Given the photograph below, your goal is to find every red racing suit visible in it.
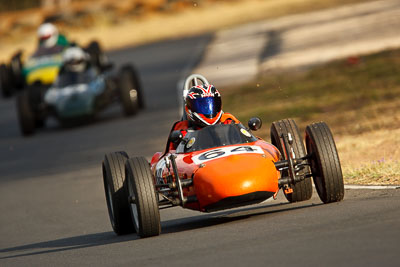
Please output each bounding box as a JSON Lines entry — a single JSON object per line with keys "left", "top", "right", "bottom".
{"left": 166, "top": 112, "right": 240, "bottom": 152}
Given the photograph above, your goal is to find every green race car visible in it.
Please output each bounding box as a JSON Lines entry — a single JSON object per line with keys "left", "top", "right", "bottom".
{"left": 0, "top": 36, "right": 102, "bottom": 98}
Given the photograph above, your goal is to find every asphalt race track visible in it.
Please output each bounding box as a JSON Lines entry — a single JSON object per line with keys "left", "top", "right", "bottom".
{"left": 1, "top": 35, "right": 399, "bottom": 267}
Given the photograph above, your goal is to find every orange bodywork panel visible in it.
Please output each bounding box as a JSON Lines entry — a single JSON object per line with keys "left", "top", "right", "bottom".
{"left": 151, "top": 137, "right": 281, "bottom": 212}
{"left": 193, "top": 153, "right": 279, "bottom": 209}
{"left": 174, "top": 141, "right": 280, "bottom": 211}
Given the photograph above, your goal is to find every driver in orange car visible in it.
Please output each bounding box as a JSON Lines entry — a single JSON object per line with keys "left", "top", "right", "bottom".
{"left": 168, "top": 84, "right": 240, "bottom": 151}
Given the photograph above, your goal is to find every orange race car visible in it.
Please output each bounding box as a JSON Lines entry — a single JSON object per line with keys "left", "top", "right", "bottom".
{"left": 102, "top": 74, "right": 344, "bottom": 238}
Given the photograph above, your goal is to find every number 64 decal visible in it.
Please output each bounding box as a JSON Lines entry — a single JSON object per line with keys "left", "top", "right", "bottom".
{"left": 192, "top": 145, "right": 264, "bottom": 165}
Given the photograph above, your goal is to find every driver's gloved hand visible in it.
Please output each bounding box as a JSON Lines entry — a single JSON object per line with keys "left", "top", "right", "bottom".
{"left": 180, "top": 129, "right": 187, "bottom": 138}
{"left": 222, "top": 119, "right": 235, "bottom": 125}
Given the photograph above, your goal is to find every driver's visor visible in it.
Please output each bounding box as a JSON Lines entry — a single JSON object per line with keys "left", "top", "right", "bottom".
{"left": 39, "top": 34, "right": 52, "bottom": 41}
{"left": 187, "top": 96, "right": 221, "bottom": 118}
{"left": 68, "top": 59, "right": 85, "bottom": 65}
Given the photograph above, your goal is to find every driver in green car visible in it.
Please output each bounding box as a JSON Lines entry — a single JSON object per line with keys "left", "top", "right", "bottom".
{"left": 37, "top": 22, "right": 70, "bottom": 49}
{"left": 22, "top": 23, "right": 71, "bottom": 86}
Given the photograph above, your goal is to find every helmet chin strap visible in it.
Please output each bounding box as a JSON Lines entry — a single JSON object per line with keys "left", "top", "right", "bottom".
{"left": 193, "top": 111, "right": 223, "bottom": 126}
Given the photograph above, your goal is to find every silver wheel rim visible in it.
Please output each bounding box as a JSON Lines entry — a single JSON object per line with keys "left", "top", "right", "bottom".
{"left": 106, "top": 182, "right": 115, "bottom": 228}
{"left": 129, "top": 89, "right": 138, "bottom": 102}
{"left": 128, "top": 173, "right": 139, "bottom": 230}
{"left": 130, "top": 201, "right": 139, "bottom": 230}
{"left": 308, "top": 142, "right": 324, "bottom": 195}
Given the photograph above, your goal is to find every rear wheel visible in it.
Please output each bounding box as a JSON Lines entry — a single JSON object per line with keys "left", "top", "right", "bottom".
{"left": 305, "top": 122, "right": 344, "bottom": 203}
{"left": 119, "top": 65, "right": 143, "bottom": 116}
{"left": 126, "top": 157, "right": 161, "bottom": 238}
{"left": 271, "top": 119, "right": 312, "bottom": 202}
{"left": 102, "top": 152, "right": 135, "bottom": 235}
{"left": 35, "top": 118, "right": 46, "bottom": 128}
{"left": 10, "top": 52, "right": 24, "bottom": 90}
{"left": 16, "top": 90, "right": 35, "bottom": 136}
{"left": 1, "top": 64, "right": 12, "bottom": 98}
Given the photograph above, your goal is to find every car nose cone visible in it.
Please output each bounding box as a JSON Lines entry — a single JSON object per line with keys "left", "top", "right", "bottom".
{"left": 193, "top": 154, "right": 279, "bottom": 210}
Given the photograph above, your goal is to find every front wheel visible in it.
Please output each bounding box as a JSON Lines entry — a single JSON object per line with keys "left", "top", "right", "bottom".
{"left": 16, "top": 90, "right": 35, "bottom": 136}
{"left": 102, "top": 152, "right": 135, "bottom": 235}
{"left": 119, "top": 65, "right": 143, "bottom": 116}
{"left": 270, "top": 118, "right": 312, "bottom": 202}
{"left": 0, "top": 64, "right": 12, "bottom": 98}
{"left": 10, "top": 52, "right": 24, "bottom": 90}
{"left": 305, "top": 122, "right": 344, "bottom": 203}
{"left": 126, "top": 157, "right": 161, "bottom": 238}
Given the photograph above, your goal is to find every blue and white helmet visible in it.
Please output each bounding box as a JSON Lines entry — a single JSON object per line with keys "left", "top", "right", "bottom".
{"left": 185, "top": 84, "right": 222, "bottom": 127}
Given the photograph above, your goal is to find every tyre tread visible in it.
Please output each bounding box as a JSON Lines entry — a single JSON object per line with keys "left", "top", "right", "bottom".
{"left": 103, "top": 151, "right": 134, "bottom": 235}
{"left": 306, "top": 122, "right": 344, "bottom": 203}
{"left": 17, "top": 91, "right": 35, "bottom": 136}
{"left": 126, "top": 157, "right": 160, "bottom": 238}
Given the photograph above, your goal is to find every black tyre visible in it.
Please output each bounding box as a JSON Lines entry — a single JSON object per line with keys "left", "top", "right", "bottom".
{"left": 16, "top": 90, "right": 36, "bottom": 136}
{"left": 125, "top": 157, "right": 161, "bottom": 238}
{"left": 305, "top": 122, "right": 344, "bottom": 203}
{"left": 102, "top": 152, "right": 135, "bottom": 235}
{"left": 119, "top": 65, "right": 143, "bottom": 116}
{"left": 1, "top": 64, "right": 12, "bottom": 98}
{"left": 271, "top": 119, "right": 312, "bottom": 202}
{"left": 132, "top": 66, "right": 144, "bottom": 109}
{"left": 35, "top": 118, "right": 46, "bottom": 128}
{"left": 29, "top": 83, "right": 47, "bottom": 129}
{"left": 10, "top": 52, "right": 24, "bottom": 90}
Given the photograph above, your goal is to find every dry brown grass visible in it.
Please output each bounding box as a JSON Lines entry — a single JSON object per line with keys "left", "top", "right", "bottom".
{"left": 0, "top": 0, "right": 374, "bottom": 61}
{"left": 338, "top": 129, "right": 400, "bottom": 185}
{"left": 222, "top": 49, "right": 400, "bottom": 185}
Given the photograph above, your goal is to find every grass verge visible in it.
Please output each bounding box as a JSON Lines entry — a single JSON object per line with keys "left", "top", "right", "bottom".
{"left": 0, "top": 0, "right": 375, "bottom": 61}
{"left": 222, "top": 49, "right": 400, "bottom": 185}
{"left": 344, "top": 160, "right": 400, "bottom": 185}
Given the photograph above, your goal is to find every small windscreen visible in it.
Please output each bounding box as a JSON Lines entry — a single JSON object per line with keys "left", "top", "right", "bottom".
{"left": 55, "top": 69, "right": 94, "bottom": 88}
{"left": 176, "top": 123, "right": 257, "bottom": 153}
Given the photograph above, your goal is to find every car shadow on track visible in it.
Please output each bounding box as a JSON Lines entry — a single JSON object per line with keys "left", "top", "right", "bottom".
{"left": 161, "top": 201, "right": 323, "bottom": 235}
{"left": 0, "top": 202, "right": 324, "bottom": 259}
{"left": 0, "top": 231, "right": 137, "bottom": 260}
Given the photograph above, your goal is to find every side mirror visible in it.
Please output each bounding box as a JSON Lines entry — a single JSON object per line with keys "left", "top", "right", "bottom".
{"left": 169, "top": 130, "right": 183, "bottom": 143}
{"left": 248, "top": 117, "right": 262, "bottom": 131}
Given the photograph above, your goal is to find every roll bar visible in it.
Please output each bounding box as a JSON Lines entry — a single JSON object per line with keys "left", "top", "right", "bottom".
{"left": 182, "top": 74, "right": 210, "bottom": 101}
{"left": 181, "top": 74, "right": 210, "bottom": 120}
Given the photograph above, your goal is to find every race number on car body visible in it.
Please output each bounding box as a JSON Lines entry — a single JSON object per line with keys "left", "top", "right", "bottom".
{"left": 192, "top": 145, "right": 264, "bottom": 165}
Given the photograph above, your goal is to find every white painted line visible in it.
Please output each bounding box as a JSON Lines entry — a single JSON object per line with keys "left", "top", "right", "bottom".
{"left": 344, "top": 185, "right": 400, "bottom": 190}
{"left": 193, "top": 0, "right": 400, "bottom": 86}
{"left": 258, "top": 184, "right": 399, "bottom": 204}
{"left": 312, "top": 184, "right": 399, "bottom": 190}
